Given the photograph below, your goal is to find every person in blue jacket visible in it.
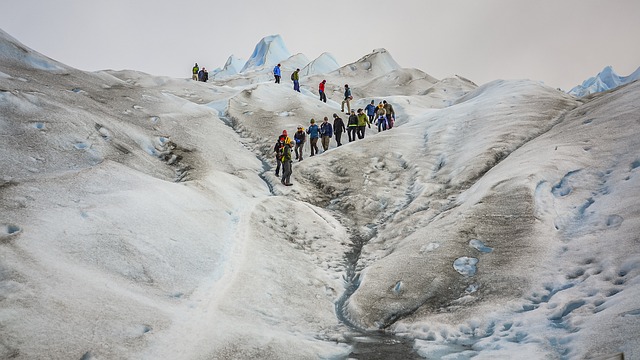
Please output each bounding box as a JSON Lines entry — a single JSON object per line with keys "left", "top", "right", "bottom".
{"left": 365, "top": 100, "right": 376, "bottom": 124}
{"left": 341, "top": 84, "right": 352, "bottom": 113}
{"left": 320, "top": 116, "right": 333, "bottom": 152}
{"left": 306, "top": 118, "right": 320, "bottom": 156}
{"left": 273, "top": 64, "right": 281, "bottom": 83}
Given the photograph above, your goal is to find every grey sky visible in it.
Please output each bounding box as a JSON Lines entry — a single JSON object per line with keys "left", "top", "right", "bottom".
{"left": 1, "top": 0, "right": 639, "bottom": 90}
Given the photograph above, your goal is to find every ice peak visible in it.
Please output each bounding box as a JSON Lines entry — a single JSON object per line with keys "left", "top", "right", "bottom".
{"left": 301, "top": 52, "right": 340, "bottom": 76}
{"left": 240, "top": 34, "right": 292, "bottom": 73}
{"left": 569, "top": 65, "right": 640, "bottom": 97}
{"left": 335, "top": 48, "right": 401, "bottom": 79}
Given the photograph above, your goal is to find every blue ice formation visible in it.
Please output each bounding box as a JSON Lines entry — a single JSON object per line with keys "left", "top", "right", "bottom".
{"left": 569, "top": 65, "right": 640, "bottom": 97}
{"left": 240, "top": 35, "right": 291, "bottom": 73}
{"left": 453, "top": 257, "right": 479, "bottom": 276}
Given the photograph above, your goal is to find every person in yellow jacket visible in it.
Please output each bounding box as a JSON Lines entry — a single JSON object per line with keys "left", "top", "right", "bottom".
{"left": 356, "top": 108, "right": 370, "bottom": 139}
{"left": 281, "top": 137, "right": 293, "bottom": 186}
{"left": 375, "top": 103, "right": 387, "bottom": 132}
{"left": 192, "top": 63, "right": 199, "bottom": 80}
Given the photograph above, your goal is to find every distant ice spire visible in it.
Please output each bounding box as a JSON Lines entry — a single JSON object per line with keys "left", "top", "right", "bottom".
{"left": 240, "top": 35, "right": 292, "bottom": 73}
{"left": 569, "top": 65, "right": 640, "bottom": 96}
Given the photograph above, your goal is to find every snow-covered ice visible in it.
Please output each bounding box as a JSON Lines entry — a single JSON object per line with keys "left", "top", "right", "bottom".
{"left": 1, "top": 29, "right": 639, "bottom": 360}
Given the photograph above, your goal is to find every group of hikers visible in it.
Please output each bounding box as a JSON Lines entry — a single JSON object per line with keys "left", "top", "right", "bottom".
{"left": 273, "top": 99, "right": 396, "bottom": 186}
{"left": 192, "top": 63, "right": 209, "bottom": 82}
{"left": 271, "top": 64, "right": 397, "bottom": 131}
{"left": 189, "top": 61, "right": 397, "bottom": 187}
{"left": 273, "top": 64, "right": 301, "bottom": 92}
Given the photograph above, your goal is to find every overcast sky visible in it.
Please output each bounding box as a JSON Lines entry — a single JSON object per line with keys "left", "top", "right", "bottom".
{"left": 1, "top": 0, "right": 639, "bottom": 90}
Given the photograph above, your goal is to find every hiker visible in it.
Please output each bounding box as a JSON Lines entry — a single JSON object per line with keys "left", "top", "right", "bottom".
{"left": 319, "top": 80, "right": 327, "bottom": 102}
{"left": 293, "top": 125, "right": 306, "bottom": 161}
{"left": 306, "top": 118, "right": 320, "bottom": 156}
{"left": 356, "top": 108, "right": 370, "bottom": 139}
{"left": 375, "top": 103, "right": 387, "bottom": 132}
{"left": 274, "top": 130, "right": 287, "bottom": 176}
{"left": 281, "top": 137, "right": 293, "bottom": 186}
{"left": 291, "top": 68, "right": 300, "bottom": 92}
{"left": 333, "top": 113, "right": 346, "bottom": 147}
{"left": 320, "top": 116, "right": 333, "bottom": 152}
{"left": 341, "top": 84, "right": 352, "bottom": 114}
{"left": 383, "top": 100, "right": 395, "bottom": 129}
{"left": 365, "top": 100, "right": 376, "bottom": 124}
{"left": 197, "top": 67, "right": 208, "bottom": 82}
{"left": 192, "top": 63, "right": 199, "bottom": 80}
{"left": 273, "top": 64, "right": 281, "bottom": 83}
{"left": 347, "top": 110, "right": 358, "bottom": 142}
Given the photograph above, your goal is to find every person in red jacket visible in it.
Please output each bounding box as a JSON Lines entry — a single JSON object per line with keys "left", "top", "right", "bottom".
{"left": 318, "top": 80, "right": 327, "bottom": 102}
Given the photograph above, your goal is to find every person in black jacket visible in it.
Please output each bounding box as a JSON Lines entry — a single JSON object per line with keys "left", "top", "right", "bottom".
{"left": 347, "top": 110, "right": 358, "bottom": 142}
{"left": 293, "top": 125, "right": 306, "bottom": 161}
{"left": 274, "top": 130, "right": 287, "bottom": 176}
{"left": 332, "top": 113, "right": 346, "bottom": 146}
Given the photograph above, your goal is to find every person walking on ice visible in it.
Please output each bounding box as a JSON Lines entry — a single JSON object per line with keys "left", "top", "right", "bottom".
{"left": 198, "top": 67, "right": 205, "bottom": 82}
{"left": 341, "top": 84, "right": 352, "bottom": 114}
{"left": 376, "top": 102, "right": 387, "bottom": 132}
{"left": 192, "top": 63, "right": 199, "bottom": 80}
{"left": 318, "top": 80, "right": 327, "bottom": 102}
{"left": 356, "top": 108, "right": 370, "bottom": 139}
{"left": 281, "top": 137, "right": 294, "bottom": 186}
{"left": 273, "top": 130, "right": 287, "bottom": 176}
{"left": 273, "top": 63, "right": 282, "bottom": 83}
{"left": 291, "top": 68, "right": 301, "bottom": 92}
{"left": 320, "top": 116, "right": 333, "bottom": 152}
{"left": 332, "top": 113, "right": 346, "bottom": 147}
{"left": 306, "top": 118, "right": 320, "bottom": 156}
{"left": 347, "top": 110, "right": 358, "bottom": 142}
{"left": 293, "top": 125, "right": 306, "bottom": 161}
{"left": 383, "top": 100, "right": 396, "bottom": 129}
{"left": 365, "top": 100, "right": 376, "bottom": 124}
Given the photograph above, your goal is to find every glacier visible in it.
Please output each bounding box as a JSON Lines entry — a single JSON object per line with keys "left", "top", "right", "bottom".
{"left": 1, "top": 29, "right": 639, "bottom": 360}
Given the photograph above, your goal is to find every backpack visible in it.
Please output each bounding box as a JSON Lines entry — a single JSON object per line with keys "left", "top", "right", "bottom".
{"left": 290, "top": 72, "right": 295, "bottom": 81}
